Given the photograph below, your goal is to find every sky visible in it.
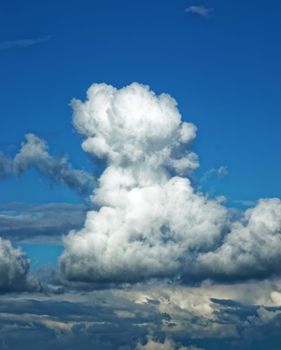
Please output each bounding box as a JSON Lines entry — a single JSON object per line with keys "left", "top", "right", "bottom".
{"left": 0, "top": 1, "right": 281, "bottom": 349}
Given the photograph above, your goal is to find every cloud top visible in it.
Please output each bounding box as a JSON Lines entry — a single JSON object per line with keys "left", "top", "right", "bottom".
{"left": 72, "top": 83, "right": 198, "bottom": 174}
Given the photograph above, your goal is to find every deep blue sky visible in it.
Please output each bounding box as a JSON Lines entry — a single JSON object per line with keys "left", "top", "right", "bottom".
{"left": 1, "top": 0, "right": 281, "bottom": 206}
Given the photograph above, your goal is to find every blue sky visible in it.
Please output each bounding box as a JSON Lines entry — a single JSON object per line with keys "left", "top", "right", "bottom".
{"left": 1, "top": 0, "right": 280, "bottom": 207}
{"left": 1, "top": 2, "right": 281, "bottom": 349}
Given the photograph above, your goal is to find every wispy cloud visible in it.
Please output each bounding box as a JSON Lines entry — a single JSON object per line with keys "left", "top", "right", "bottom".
{"left": 0, "top": 133, "right": 94, "bottom": 194}
{"left": 200, "top": 165, "right": 228, "bottom": 185}
{"left": 0, "top": 35, "right": 51, "bottom": 50}
{"left": 185, "top": 5, "right": 213, "bottom": 18}
{"left": 234, "top": 199, "right": 257, "bottom": 207}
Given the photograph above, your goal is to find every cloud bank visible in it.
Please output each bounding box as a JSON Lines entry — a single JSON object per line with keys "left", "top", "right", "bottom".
{"left": 59, "top": 82, "right": 281, "bottom": 284}
{"left": 0, "top": 133, "right": 93, "bottom": 194}
{"left": 2, "top": 279, "right": 281, "bottom": 349}
{"left": 0, "top": 202, "right": 87, "bottom": 242}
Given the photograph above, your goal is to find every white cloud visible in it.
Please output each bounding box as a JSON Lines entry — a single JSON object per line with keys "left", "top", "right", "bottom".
{"left": 60, "top": 83, "right": 228, "bottom": 282}
{"left": 185, "top": 5, "right": 212, "bottom": 18}
{"left": 196, "top": 198, "right": 281, "bottom": 279}
{"left": 59, "top": 82, "right": 281, "bottom": 284}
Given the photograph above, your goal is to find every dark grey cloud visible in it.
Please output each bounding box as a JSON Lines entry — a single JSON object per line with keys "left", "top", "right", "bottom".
{"left": 0, "top": 133, "right": 94, "bottom": 194}
{"left": 0, "top": 36, "right": 51, "bottom": 50}
{"left": 0, "top": 202, "right": 88, "bottom": 242}
{"left": 1, "top": 281, "right": 281, "bottom": 349}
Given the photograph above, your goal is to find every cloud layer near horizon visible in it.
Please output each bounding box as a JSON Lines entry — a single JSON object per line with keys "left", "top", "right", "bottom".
{"left": 2, "top": 279, "right": 281, "bottom": 349}
{"left": 0, "top": 202, "right": 87, "bottom": 243}
{"left": 60, "top": 83, "right": 281, "bottom": 284}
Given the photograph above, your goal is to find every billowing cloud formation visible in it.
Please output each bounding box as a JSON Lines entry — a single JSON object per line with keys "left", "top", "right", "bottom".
{"left": 0, "top": 133, "right": 93, "bottom": 194}
{"left": 196, "top": 198, "right": 281, "bottom": 279}
{"left": 0, "top": 238, "right": 35, "bottom": 292}
{"left": 72, "top": 83, "right": 198, "bottom": 173}
{"left": 60, "top": 83, "right": 281, "bottom": 283}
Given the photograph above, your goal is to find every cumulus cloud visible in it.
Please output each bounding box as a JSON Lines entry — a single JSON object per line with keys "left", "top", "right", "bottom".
{"left": 60, "top": 82, "right": 281, "bottom": 284}
{"left": 0, "top": 133, "right": 93, "bottom": 194}
{"left": 0, "top": 238, "right": 38, "bottom": 292}
{"left": 60, "top": 83, "right": 229, "bottom": 282}
{"left": 195, "top": 198, "right": 281, "bottom": 279}
{"left": 185, "top": 5, "right": 212, "bottom": 18}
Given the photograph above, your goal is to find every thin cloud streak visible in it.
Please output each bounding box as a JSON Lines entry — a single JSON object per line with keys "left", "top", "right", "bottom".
{"left": 0, "top": 35, "right": 51, "bottom": 50}
{"left": 185, "top": 5, "right": 212, "bottom": 18}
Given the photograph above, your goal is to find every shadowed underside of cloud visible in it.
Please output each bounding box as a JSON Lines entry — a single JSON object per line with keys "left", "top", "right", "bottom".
{"left": 0, "top": 133, "right": 93, "bottom": 194}
{"left": 59, "top": 82, "right": 281, "bottom": 284}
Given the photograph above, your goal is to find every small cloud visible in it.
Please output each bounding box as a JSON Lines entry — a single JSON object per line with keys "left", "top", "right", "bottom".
{"left": 216, "top": 165, "right": 228, "bottom": 177}
{"left": 0, "top": 35, "right": 51, "bottom": 51}
{"left": 185, "top": 5, "right": 212, "bottom": 18}
{"left": 234, "top": 199, "right": 257, "bottom": 207}
{"left": 201, "top": 165, "right": 228, "bottom": 183}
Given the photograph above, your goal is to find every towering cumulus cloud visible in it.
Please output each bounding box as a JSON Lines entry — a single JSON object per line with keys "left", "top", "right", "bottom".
{"left": 60, "top": 83, "right": 281, "bottom": 283}
{"left": 0, "top": 133, "right": 93, "bottom": 194}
